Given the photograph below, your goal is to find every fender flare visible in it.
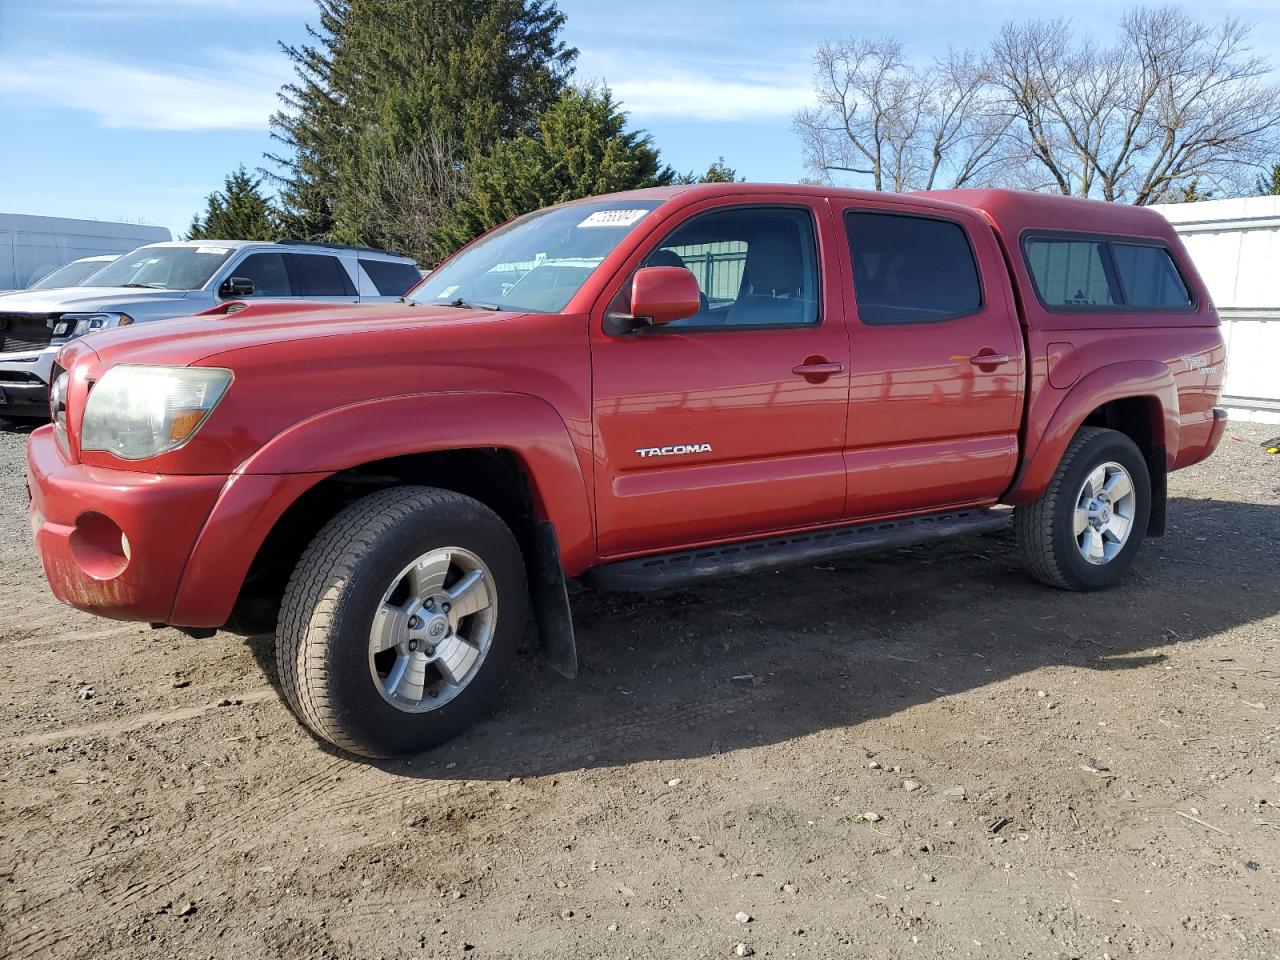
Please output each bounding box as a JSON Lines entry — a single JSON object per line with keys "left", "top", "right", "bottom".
{"left": 170, "top": 391, "right": 594, "bottom": 629}
{"left": 1006, "top": 360, "right": 1179, "bottom": 504}
{"left": 237, "top": 391, "right": 595, "bottom": 570}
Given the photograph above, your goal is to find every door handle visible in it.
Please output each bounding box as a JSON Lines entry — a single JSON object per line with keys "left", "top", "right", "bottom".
{"left": 792, "top": 359, "right": 844, "bottom": 377}
{"left": 969, "top": 352, "right": 1012, "bottom": 367}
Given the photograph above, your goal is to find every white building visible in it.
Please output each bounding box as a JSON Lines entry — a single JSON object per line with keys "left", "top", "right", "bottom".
{"left": 1151, "top": 196, "right": 1280, "bottom": 424}
{"left": 0, "top": 214, "right": 171, "bottom": 291}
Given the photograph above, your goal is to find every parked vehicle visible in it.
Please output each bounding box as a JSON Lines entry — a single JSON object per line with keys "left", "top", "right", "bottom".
{"left": 23, "top": 255, "right": 120, "bottom": 291}
{"left": 26, "top": 185, "right": 1227, "bottom": 757}
{"left": 0, "top": 239, "right": 420, "bottom": 420}
{"left": 0, "top": 213, "right": 170, "bottom": 292}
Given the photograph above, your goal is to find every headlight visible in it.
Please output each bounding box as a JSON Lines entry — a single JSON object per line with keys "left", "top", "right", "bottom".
{"left": 54, "top": 312, "right": 133, "bottom": 340}
{"left": 49, "top": 370, "right": 70, "bottom": 453}
{"left": 81, "top": 365, "right": 232, "bottom": 460}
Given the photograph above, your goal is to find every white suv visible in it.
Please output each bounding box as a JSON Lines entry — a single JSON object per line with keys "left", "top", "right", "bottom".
{"left": 0, "top": 240, "right": 421, "bottom": 420}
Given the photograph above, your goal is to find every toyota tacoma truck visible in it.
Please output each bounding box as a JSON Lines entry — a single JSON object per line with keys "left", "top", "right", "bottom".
{"left": 26, "top": 185, "right": 1227, "bottom": 757}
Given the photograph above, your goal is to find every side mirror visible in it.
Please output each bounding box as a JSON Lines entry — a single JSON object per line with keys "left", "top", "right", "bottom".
{"left": 219, "top": 276, "right": 255, "bottom": 298}
{"left": 604, "top": 266, "right": 700, "bottom": 335}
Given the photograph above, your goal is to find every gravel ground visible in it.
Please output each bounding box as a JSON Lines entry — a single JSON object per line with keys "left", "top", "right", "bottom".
{"left": 0, "top": 420, "right": 1277, "bottom": 960}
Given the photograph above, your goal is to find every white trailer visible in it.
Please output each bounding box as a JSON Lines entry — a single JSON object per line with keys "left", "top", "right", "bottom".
{"left": 1152, "top": 197, "right": 1280, "bottom": 424}
{"left": 0, "top": 214, "right": 172, "bottom": 291}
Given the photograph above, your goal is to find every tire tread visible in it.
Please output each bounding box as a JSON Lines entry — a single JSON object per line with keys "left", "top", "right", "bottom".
{"left": 276, "top": 486, "right": 489, "bottom": 756}
{"left": 1014, "top": 426, "right": 1117, "bottom": 590}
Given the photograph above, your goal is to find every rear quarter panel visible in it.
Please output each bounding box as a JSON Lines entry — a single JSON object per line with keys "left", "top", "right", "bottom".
{"left": 931, "top": 190, "right": 1225, "bottom": 501}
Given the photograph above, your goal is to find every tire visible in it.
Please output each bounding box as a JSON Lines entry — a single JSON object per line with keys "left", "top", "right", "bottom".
{"left": 1014, "top": 427, "right": 1151, "bottom": 591}
{"left": 276, "top": 486, "right": 528, "bottom": 758}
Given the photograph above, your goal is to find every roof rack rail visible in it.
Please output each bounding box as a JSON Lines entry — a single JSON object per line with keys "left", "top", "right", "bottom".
{"left": 276, "top": 238, "right": 411, "bottom": 259}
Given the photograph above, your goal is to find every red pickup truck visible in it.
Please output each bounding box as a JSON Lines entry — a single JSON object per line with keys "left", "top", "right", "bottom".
{"left": 26, "top": 184, "right": 1226, "bottom": 757}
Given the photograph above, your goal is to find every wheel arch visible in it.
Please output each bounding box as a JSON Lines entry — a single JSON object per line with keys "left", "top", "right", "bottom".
{"left": 1006, "top": 360, "right": 1178, "bottom": 530}
{"left": 170, "top": 392, "right": 593, "bottom": 634}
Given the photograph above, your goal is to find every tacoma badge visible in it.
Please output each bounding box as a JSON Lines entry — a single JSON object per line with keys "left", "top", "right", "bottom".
{"left": 635, "top": 443, "right": 713, "bottom": 459}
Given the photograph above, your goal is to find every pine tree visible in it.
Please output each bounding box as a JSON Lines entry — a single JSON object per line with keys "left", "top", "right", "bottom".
{"left": 1256, "top": 162, "right": 1280, "bottom": 196}
{"left": 698, "top": 157, "right": 741, "bottom": 183}
{"left": 269, "top": 0, "right": 576, "bottom": 242}
{"left": 437, "top": 85, "right": 678, "bottom": 252}
{"left": 187, "top": 167, "right": 282, "bottom": 240}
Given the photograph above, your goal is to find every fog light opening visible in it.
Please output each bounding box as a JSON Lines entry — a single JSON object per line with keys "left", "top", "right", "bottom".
{"left": 68, "top": 512, "right": 130, "bottom": 579}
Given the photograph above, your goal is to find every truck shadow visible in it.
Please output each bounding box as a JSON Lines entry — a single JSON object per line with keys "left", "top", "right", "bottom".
{"left": 246, "top": 496, "right": 1279, "bottom": 775}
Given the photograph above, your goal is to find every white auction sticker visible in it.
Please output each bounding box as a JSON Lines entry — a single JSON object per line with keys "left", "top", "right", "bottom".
{"left": 578, "top": 209, "right": 649, "bottom": 228}
{"left": 195, "top": 246, "right": 231, "bottom": 256}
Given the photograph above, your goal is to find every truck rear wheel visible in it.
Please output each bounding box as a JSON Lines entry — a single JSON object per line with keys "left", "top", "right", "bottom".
{"left": 1014, "top": 427, "right": 1151, "bottom": 591}
{"left": 276, "top": 486, "right": 527, "bottom": 758}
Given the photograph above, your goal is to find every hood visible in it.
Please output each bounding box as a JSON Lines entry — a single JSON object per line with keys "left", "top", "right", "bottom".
{"left": 0, "top": 286, "right": 192, "bottom": 313}
{"left": 79, "top": 299, "right": 521, "bottom": 368}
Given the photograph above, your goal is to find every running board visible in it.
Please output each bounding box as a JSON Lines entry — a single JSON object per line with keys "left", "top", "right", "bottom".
{"left": 581, "top": 508, "right": 1011, "bottom": 592}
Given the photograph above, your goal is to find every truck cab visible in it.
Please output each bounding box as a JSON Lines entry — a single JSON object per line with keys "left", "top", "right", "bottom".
{"left": 25, "top": 184, "right": 1227, "bottom": 757}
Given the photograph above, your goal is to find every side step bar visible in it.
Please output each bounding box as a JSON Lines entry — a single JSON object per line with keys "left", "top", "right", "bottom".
{"left": 581, "top": 508, "right": 1011, "bottom": 592}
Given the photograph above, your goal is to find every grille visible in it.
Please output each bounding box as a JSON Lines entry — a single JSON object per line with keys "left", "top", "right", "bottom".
{"left": 0, "top": 370, "right": 44, "bottom": 385}
{"left": 0, "top": 314, "right": 58, "bottom": 353}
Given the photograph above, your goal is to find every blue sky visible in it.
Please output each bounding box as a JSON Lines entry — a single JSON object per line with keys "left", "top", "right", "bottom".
{"left": 2, "top": 0, "right": 1278, "bottom": 236}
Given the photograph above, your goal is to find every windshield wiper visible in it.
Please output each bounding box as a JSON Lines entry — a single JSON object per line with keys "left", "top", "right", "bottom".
{"left": 119, "top": 282, "right": 169, "bottom": 289}
{"left": 443, "top": 297, "right": 500, "bottom": 311}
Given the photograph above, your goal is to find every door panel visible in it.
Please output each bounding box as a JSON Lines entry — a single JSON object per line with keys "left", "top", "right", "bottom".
{"left": 590, "top": 199, "right": 851, "bottom": 557}
{"left": 837, "top": 203, "right": 1024, "bottom": 518}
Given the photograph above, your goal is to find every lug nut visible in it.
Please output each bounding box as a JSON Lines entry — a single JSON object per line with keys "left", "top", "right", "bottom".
{"left": 408, "top": 616, "right": 422, "bottom": 630}
{"left": 424, "top": 599, "right": 435, "bottom": 610}
{"left": 441, "top": 602, "right": 451, "bottom": 613}
{"left": 408, "top": 639, "right": 418, "bottom": 651}
{"left": 426, "top": 646, "right": 436, "bottom": 656}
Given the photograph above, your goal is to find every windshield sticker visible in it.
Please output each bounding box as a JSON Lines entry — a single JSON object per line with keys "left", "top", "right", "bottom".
{"left": 578, "top": 209, "right": 650, "bottom": 228}
{"left": 195, "top": 246, "right": 231, "bottom": 256}
{"left": 436, "top": 284, "right": 460, "bottom": 298}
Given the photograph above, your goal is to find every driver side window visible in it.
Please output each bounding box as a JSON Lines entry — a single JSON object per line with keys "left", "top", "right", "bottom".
{"left": 642, "top": 206, "right": 819, "bottom": 328}
{"left": 233, "top": 253, "right": 293, "bottom": 297}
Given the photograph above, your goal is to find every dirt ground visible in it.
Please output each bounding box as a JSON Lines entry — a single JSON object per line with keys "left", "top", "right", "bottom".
{"left": 0, "top": 421, "right": 1277, "bottom": 960}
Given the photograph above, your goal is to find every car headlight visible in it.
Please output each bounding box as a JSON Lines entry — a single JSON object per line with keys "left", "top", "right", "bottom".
{"left": 49, "top": 370, "right": 70, "bottom": 453}
{"left": 54, "top": 312, "right": 133, "bottom": 341}
{"left": 81, "top": 365, "right": 232, "bottom": 460}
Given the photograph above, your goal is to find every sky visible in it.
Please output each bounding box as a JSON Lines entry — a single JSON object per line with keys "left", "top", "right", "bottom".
{"left": 1, "top": 0, "right": 1278, "bottom": 236}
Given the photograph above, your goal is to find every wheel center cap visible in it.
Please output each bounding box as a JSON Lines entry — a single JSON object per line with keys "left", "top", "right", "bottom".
{"left": 425, "top": 615, "right": 449, "bottom": 640}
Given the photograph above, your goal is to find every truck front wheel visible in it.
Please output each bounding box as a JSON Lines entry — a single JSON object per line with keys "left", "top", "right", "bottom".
{"left": 276, "top": 486, "right": 527, "bottom": 758}
{"left": 1014, "top": 427, "right": 1151, "bottom": 591}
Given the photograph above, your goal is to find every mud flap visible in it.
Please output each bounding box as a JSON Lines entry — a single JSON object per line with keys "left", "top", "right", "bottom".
{"left": 1146, "top": 443, "right": 1167, "bottom": 537}
{"left": 529, "top": 521, "right": 578, "bottom": 679}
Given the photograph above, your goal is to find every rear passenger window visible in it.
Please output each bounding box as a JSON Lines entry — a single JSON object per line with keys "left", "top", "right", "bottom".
{"left": 288, "top": 254, "right": 356, "bottom": 297}
{"left": 1024, "top": 239, "right": 1117, "bottom": 308}
{"left": 360, "top": 258, "right": 421, "bottom": 297}
{"left": 1110, "top": 243, "right": 1192, "bottom": 308}
{"left": 844, "top": 212, "right": 981, "bottom": 324}
{"left": 234, "top": 253, "right": 292, "bottom": 297}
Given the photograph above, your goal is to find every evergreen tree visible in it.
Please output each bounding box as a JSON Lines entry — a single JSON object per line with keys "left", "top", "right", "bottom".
{"left": 698, "top": 157, "right": 741, "bottom": 183}
{"left": 437, "top": 85, "right": 678, "bottom": 252}
{"left": 1166, "top": 178, "right": 1214, "bottom": 204}
{"left": 187, "top": 166, "right": 282, "bottom": 240}
{"left": 269, "top": 0, "right": 576, "bottom": 241}
{"left": 1256, "top": 162, "right": 1280, "bottom": 196}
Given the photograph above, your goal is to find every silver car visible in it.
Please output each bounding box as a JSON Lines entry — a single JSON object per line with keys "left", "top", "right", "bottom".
{"left": 0, "top": 240, "right": 421, "bottom": 420}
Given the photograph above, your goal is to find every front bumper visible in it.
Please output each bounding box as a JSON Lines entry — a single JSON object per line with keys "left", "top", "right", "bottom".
{"left": 27, "top": 427, "right": 326, "bottom": 628}
{"left": 0, "top": 347, "right": 56, "bottom": 418}
{"left": 26, "top": 426, "right": 227, "bottom": 622}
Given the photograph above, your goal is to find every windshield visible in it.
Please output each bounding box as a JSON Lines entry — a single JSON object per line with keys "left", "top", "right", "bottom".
{"left": 409, "top": 199, "right": 664, "bottom": 312}
{"left": 28, "top": 258, "right": 117, "bottom": 290}
{"left": 87, "top": 245, "right": 236, "bottom": 291}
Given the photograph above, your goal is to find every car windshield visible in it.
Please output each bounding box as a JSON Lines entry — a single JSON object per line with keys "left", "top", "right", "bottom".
{"left": 28, "top": 258, "right": 117, "bottom": 290}
{"left": 87, "top": 245, "right": 236, "bottom": 291}
{"left": 409, "top": 199, "right": 665, "bottom": 313}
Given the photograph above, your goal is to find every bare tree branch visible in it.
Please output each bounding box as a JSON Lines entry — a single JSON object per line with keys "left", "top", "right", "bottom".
{"left": 797, "top": 8, "right": 1280, "bottom": 204}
